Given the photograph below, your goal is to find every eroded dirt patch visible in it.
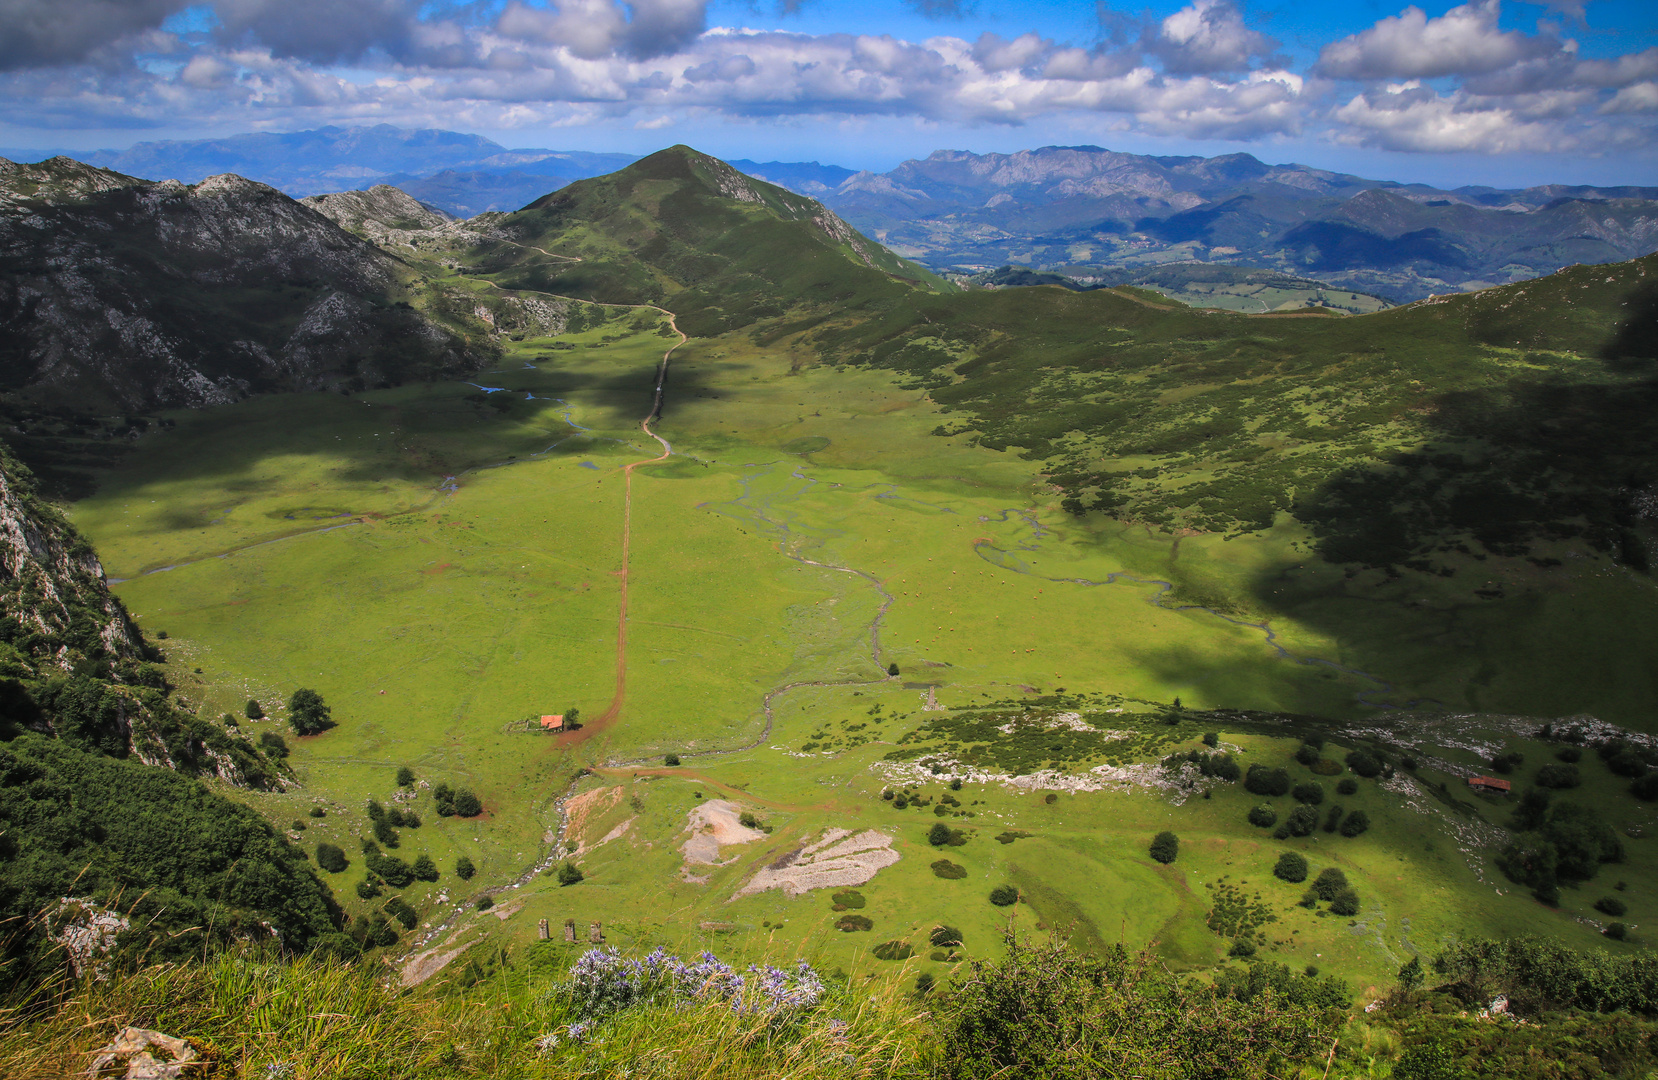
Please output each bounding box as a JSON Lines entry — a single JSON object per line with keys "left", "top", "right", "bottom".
{"left": 733, "top": 827, "right": 898, "bottom": 899}
{"left": 679, "top": 799, "right": 766, "bottom": 880}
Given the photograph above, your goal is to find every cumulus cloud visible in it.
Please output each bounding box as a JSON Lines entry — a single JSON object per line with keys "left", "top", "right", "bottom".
{"left": 1317, "top": 0, "right": 1559, "bottom": 80}
{"left": 212, "top": 0, "right": 420, "bottom": 64}
{"left": 495, "top": 0, "right": 708, "bottom": 60}
{"left": 1146, "top": 0, "right": 1279, "bottom": 76}
{"left": 0, "top": 0, "right": 189, "bottom": 70}
{"left": 1333, "top": 81, "right": 1569, "bottom": 151}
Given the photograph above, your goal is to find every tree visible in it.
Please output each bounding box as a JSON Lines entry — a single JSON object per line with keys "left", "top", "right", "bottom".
{"left": 557, "top": 860, "right": 584, "bottom": 886}
{"left": 386, "top": 897, "right": 418, "bottom": 930}
{"left": 664, "top": 753, "right": 680, "bottom": 766}
{"left": 396, "top": 766, "right": 415, "bottom": 787}
{"left": 1244, "top": 765, "right": 1291, "bottom": 797}
{"left": 1273, "top": 852, "right": 1308, "bottom": 883}
{"left": 1335, "top": 777, "right": 1357, "bottom": 796}
{"left": 1291, "top": 782, "right": 1324, "bottom": 805}
{"left": 287, "top": 688, "right": 332, "bottom": 736}
{"left": 928, "top": 822, "right": 953, "bottom": 847}
{"left": 244, "top": 699, "right": 264, "bottom": 720}
{"left": 1311, "top": 867, "right": 1347, "bottom": 900}
{"left": 412, "top": 854, "right": 439, "bottom": 882}
{"left": 355, "top": 878, "right": 381, "bottom": 900}
{"left": 1339, "top": 810, "right": 1370, "bottom": 837}
{"left": 258, "top": 732, "right": 289, "bottom": 759}
{"left": 1329, "top": 888, "right": 1360, "bottom": 916}
{"left": 315, "top": 843, "right": 348, "bottom": 873}
{"left": 1286, "top": 805, "right": 1319, "bottom": 837}
{"left": 455, "top": 855, "right": 475, "bottom": 880}
{"left": 1595, "top": 896, "right": 1627, "bottom": 917}
{"left": 989, "top": 884, "right": 1019, "bottom": 907}
{"left": 433, "top": 783, "right": 455, "bottom": 816}
{"left": 452, "top": 789, "right": 482, "bottom": 817}
{"left": 1202, "top": 732, "right": 1219, "bottom": 748}
{"left": 888, "top": 662, "right": 900, "bottom": 676}
{"left": 1248, "top": 804, "right": 1277, "bottom": 828}
{"left": 1149, "top": 831, "right": 1179, "bottom": 864}
{"left": 1344, "top": 750, "right": 1383, "bottom": 778}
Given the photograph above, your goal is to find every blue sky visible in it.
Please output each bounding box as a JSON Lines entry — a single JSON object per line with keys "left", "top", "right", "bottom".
{"left": 2, "top": 0, "right": 1654, "bottom": 185}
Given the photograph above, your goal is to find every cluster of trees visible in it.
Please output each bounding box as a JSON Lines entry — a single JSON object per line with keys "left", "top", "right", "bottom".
{"left": 1162, "top": 750, "right": 1241, "bottom": 782}
{"left": 433, "top": 782, "right": 483, "bottom": 818}
{"left": 1498, "top": 788, "right": 1624, "bottom": 905}
{"left": 365, "top": 798, "right": 421, "bottom": 847}
{"left": 1297, "top": 867, "right": 1361, "bottom": 916}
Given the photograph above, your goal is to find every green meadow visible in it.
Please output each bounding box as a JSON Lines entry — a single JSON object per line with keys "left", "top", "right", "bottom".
{"left": 63, "top": 241, "right": 1658, "bottom": 1000}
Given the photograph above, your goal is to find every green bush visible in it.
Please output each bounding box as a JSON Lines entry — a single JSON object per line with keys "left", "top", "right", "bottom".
{"left": 355, "top": 878, "right": 381, "bottom": 900}
{"left": 1595, "top": 896, "right": 1628, "bottom": 917}
{"left": 1244, "top": 765, "right": 1291, "bottom": 797}
{"left": 664, "top": 753, "right": 680, "bottom": 766}
{"left": 1247, "top": 804, "right": 1277, "bottom": 828}
{"left": 1148, "top": 831, "right": 1179, "bottom": 864}
{"left": 316, "top": 843, "right": 348, "bottom": 873}
{"left": 932, "top": 859, "right": 968, "bottom": 879}
{"left": 929, "top": 822, "right": 953, "bottom": 846}
{"left": 1273, "top": 852, "right": 1309, "bottom": 883}
{"left": 366, "top": 852, "right": 414, "bottom": 888}
{"left": 1311, "top": 867, "right": 1347, "bottom": 900}
{"left": 1339, "top": 810, "right": 1371, "bottom": 837}
{"left": 1393, "top": 1041, "right": 1461, "bottom": 1080}
{"left": 989, "top": 884, "right": 1019, "bottom": 907}
{"left": 1294, "top": 744, "right": 1320, "bottom": 766}
{"left": 454, "top": 855, "right": 475, "bottom": 880}
{"left": 412, "top": 854, "right": 438, "bottom": 882}
{"left": 1286, "top": 805, "right": 1318, "bottom": 837}
{"left": 1606, "top": 922, "right": 1629, "bottom": 940}
{"left": 836, "top": 914, "right": 873, "bottom": 932}
{"left": 1535, "top": 763, "right": 1582, "bottom": 789}
{"left": 1344, "top": 751, "right": 1383, "bottom": 778}
{"left": 932, "top": 934, "right": 1338, "bottom": 1080}
{"left": 452, "top": 789, "right": 483, "bottom": 817}
{"left": 1322, "top": 804, "right": 1344, "bottom": 832}
{"left": 1291, "top": 782, "right": 1324, "bottom": 805}
{"left": 1202, "top": 732, "right": 1219, "bottom": 747}
{"left": 1492, "top": 751, "right": 1525, "bottom": 774}
{"left": 831, "top": 890, "right": 867, "bottom": 910}
{"left": 1335, "top": 777, "right": 1358, "bottom": 796}
{"left": 872, "top": 940, "right": 914, "bottom": 961}
{"left": 386, "top": 897, "right": 417, "bottom": 930}
{"left": 308, "top": 806, "right": 326, "bottom": 818}
{"left": 557, "top": 860, "right": 584, "bottom": 886}
{"left": 931, "top": 925, "right": 964, "bottom": 947}
{"left": 395, "top": 766, "right": 415, "bottom": 787}
{"left": 1329, "top": 888, "right": 1360, "bottom": 916}
{"left": 244, "top": 699, "right": 264, "bottom": 720}
{"left": 258, "top": 732, "right": 289, "bottom": 759}
{"left": 433, "top": 783, "right": 455, "bottom": 816}
{"left": 476, "top": 895, "right": 494, "bottom": 911}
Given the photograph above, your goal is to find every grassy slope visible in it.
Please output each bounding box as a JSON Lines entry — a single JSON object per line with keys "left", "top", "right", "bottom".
{"left": 56, "top": 161, "right": 1658, "bottom": 999}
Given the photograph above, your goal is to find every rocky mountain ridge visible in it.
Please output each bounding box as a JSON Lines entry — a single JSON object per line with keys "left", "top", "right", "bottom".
{"left": 0, "top": 156, "right": 493, "bottom": 412}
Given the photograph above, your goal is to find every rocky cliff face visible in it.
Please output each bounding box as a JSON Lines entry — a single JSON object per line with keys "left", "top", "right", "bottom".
{"left": 300, "top": 183, "right": 453, "bottom": 248}
{"left": 0, "top": 444, "right": 281, "bottom": 787}
{"left": 0, "top": 158, "right": 493, "bottom": 411}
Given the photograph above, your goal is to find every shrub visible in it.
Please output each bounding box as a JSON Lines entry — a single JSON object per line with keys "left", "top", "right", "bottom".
{"left": 1606, "top": 922, "right": 1629, "bottom": 940}
{"left": 412, "top": 854, "right": 438, "bottom": 882}
{"left": 1339, "top": 810, "right": 1371, "bottom": 837}
{"left": 1322, "top": 804, "right": 1344, "bottom": 832}
{"left": 1228, "top": 939, "right": 1257, "bottom": 958}
{"left": 1311, "top": 867, "right": 1348, "bottom": 901}
{"left": 872, "top": 940, "right": 914, "bottom": 960}
{"left": 1335, "top": 777, "right": 1358, "bottom": 796}
{"left": 1398, "top": 956, "right": 1424, "bottom": 989}
{"left": 916, "top": 972, "right": 935, "bottom": 996}
{"left": 1247, "top": 804, "right": 1277, "bottom": 828}
{"left": 244, "top": 698, "right": 264, "bottom": 720}
{"left": 739, "top": 811, "right": 764, "bottom": 830}
{"left": 396, "top": 766, "right": 415, "bottom": 787}
{"left": 291, "top": 820, "right": 306, "bottom": 832}
{"left": 386, "top": 808, "right": 407, "bottom": 828}
{"left": 1292, "top": 782, "right": 1324, "bottom": 805}
{"left": 1202, "top": 732, "right": 1219, "bottom": 747}
{"left": 1608, "top": 751, "right": 1650, "bottom": 778}
{"left": 1535, "top": 764, "right": 1582, "bottom": 789}
{"left": 1244, "top": 765, "right": 1291, "bottom": 797}
{"left": 433, "top": 783, "right": 455, "bottom": 816}
{"left": 1309, "top": 759, "right": 1343, "bottom": 776}
{"left": 1274, "top": 852, "right": 1309, "bottom": 883}
{"left": 1148, "top": 831, "right": 1179, "bottom": 864}
{"left": 557, "top": 860, "right": 584, "bottom": 886}
{"left": 1634, "top": 774, "right": 1658, "bottom": 800}
{"left": 989, "top": 884, "right": 1019, "bottom": 907}
{"left": 887, "top": 662, "right": 900, "bottom": 676}
{"left": 308, "top": 806, "right": 326, "bottom": 818}
{"left": 933, "top": 933, "right": 1339, "bottom": 1080}
{"left": 1491, "top": 751, "right": 1525, "bottom": 774}
{"left": 1286, "top": 805, "right": 1319, "bottom": 837}
{"left": 836, "top": 914, "right": 873, "bottom": 932}
{"left": 258, "top": 732, "right": 289, "bottom": 759}
{"left": 476, "top": 895, "right": 494, "bottom": 911}
{"left": 367, "top": 853, "right": 414, "bottom": 888}
{"left": 287, "top": 688, "right": 332, "bottom": 736}
{"left": 1596, "top": 896, "right": 1629, "bottom": 917}
{"left": 1344, "top": 751, "right": 1382, "bottom": 778}
{"left": 355, "top": 878, "right": 381, "bottom": 900}
{"left": 386, "top": 898, "right": 418, "bottom": 930}
{"left": 1329, "top": 888, "right": 1360, "bottom": 916}
{"left": 452, "top": 789, "right": 483, "bottom": 817}
{"left": 931, "top": 924, "right": 965, "bottom": 947}
{"left": 1556, "top": 747, "right": 1583, "bottom": 763}
{"left": 1393, "top": 1041, "right": 1461, "bottom": 1080}
{"left": 929, "top": 822, "right": 953, "bottom": 846}
{"left": 1401, "top": 757, "right": 1418, "bottom": 771}
{"left": 831, "top": 890, "right": 866, "bottom": 910}
{"left": 932, "top": 859, "right": 968, "bottom": 879}
{"left": 401, "top": 810, "right": 420, "bottom": 829}
{"left": 315, "top": 843, "right": 348, "bottom": 873}
{"left": 664, "top": 753, "right": 680, "bottom": 766}
{"left": 1294, "top": 744, "right": 1320, "bottom": 766}
{"left": 454, "top": 855, "right": 475, "bottom": 880}
{"left": 372, "top": 817, "right": 398, "bottom": 847}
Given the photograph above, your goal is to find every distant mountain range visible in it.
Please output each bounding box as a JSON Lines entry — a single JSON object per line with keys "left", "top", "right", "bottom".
{"left": 11, "top": 126, "right": 1658, "bottom": 302}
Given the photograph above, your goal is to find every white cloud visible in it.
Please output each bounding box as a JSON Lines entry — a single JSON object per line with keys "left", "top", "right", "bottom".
{"left": 1333, "top": 82, "right": 1570, "bottom": 151}
{"left": 1318, "top": 0, "right": 1559, "bottom": 80}
{"left": 1146, "top": 0, "right": 1279, "bottom": 76}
